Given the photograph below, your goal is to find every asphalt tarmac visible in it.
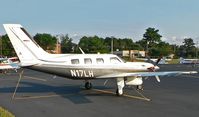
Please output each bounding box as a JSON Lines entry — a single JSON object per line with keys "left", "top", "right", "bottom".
{"left": 0, "top": 64, "right": 199, "bottom": 117}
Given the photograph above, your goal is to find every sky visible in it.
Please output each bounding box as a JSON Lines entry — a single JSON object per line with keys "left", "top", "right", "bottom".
{"left": 0, "top": 0, "right": 199, "bottom": 45}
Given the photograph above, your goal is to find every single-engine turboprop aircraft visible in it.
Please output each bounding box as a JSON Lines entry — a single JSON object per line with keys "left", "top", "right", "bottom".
{"left": 3, "top": 24, "right": 198, "bottom": 96}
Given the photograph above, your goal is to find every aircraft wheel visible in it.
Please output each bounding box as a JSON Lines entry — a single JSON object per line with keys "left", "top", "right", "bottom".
{"left": 85, "top": 82, "right": 92, "bottom": 90}
{"left": 136, "top": 85, "right": 144, "bottom": 90}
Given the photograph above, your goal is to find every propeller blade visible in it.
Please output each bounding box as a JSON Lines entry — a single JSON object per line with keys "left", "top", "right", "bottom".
{"left": 146, "top": 56, "right": 155, "bottom": 65}
{"left": 155, "top": 75, "right": 161, "bottom": 82}
{"left": 155, "top": 56, "right": 163, "bottom": 65}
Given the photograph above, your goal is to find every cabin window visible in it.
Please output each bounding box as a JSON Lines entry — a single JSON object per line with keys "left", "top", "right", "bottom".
{"left": 96, "top": 58, "right": 104, "bottom": 64}
{"left": 71, "top": 59, "right": 79, "bottom": 64}
{"left": 110, "top": 57, "right": 121, "bottom": 64}
{"left": 84, "top": 58, "right": 92, "bottom": 64}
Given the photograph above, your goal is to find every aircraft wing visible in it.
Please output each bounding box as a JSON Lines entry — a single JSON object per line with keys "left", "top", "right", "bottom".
{"left": 97, "top": 71, "right": 198, "bottom": 78}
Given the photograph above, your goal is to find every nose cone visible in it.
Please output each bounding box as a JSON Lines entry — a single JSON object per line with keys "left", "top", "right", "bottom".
{"left": 147, "top": 63, "right": 160, "bottom": 71}
{"left": 154, "top": 66, "right": 160, "bottom": 70}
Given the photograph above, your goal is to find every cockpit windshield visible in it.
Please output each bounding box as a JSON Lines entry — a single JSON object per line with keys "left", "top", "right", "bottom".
{"left": 110, "top": 57, "right": 122, "bottom": 64}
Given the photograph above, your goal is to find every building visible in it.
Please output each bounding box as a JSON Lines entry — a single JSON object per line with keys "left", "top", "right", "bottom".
{"left": 46, "top": 42, "right": 61, "bottom": 54}
{"left": 113, "top": 50, "right": 146, "bottom": 59}
{"left": 54, "top": 42, "right": 61, "bottom": 54}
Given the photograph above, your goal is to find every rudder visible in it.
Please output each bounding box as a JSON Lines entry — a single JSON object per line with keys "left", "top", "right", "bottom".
{"left": 3, "top": 24, "right": 49, "bottom": 66}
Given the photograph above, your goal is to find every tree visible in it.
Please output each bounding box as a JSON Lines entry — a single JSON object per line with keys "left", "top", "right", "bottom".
{"left": 183, "top": 38, "right": 195, "bottom": 48}
{"left": 0, "top": 34, "right": 16, "bottom": 57}
{"left": 138, "top": 27, "right": 163, "bottom": 56}
{"left": 104, "top": 37, "right": 141, "bottom": 52}
{"left": 60, "top": 34, "right": 75, "bottom": 53}
{"left": 182, "top": 38, "right": 195, "bottom": 58}
{"left": 136, "top": 40, "right": 146, "bottom": 50}
{"left": 119, "top": 38, "right": 134, "bottom": 50}
{"left": 143, "top": 27, "right": 162, "bottom": 48}
{"left": 79, "top": 36, "right": 108, "bottom": 53}
{"left": 33, "top": 33, "right": 57, "bottom": 50}
{"left": 156, "top": 41, "right": 173, "bottom": 56}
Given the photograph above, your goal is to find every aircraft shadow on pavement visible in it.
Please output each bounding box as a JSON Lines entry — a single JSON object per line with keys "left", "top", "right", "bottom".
{"left": 0, "top": 81, "right": 114, "bottom": 104}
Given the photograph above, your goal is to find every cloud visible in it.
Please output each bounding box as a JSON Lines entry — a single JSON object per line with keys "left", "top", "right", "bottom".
{"left": 162, "top": 36, "right": 185, "bottom": 45}
{"left": 171, "top": 36, "right": 177, "bottom": 41}
{"left": 70, "top": 34, "right": 83, "bottom": 44}
{"left": 161, "top": 37, "right": 167, "bottom": 41}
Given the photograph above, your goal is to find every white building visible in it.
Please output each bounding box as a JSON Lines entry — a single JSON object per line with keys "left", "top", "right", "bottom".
{"left": 113, "top": 50, "right": 146, "bottom": 59}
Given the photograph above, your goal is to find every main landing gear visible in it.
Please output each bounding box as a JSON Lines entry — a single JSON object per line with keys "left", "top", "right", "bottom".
{"left": 116, "top": 88, "right": 123, "bottom": 96}
{"left": 85, "top": 81, "right": 92, "bottom": 90}
{"left": 116, "top": 78, "right": 125, "bottom": 96}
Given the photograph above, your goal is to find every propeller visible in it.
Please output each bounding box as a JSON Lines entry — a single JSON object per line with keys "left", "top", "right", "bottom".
{"left": 155, "top": 56, "right": 163, "bottom": 66}
{"left": 147, "top": 56, "right": 163, "bottom": 82}
{"left": 155, "top": 75, "right": 161, "bottom": 82}
{"left": 146, "top": 55, "right": 163, "bottom": 66}
{"left": 146, "top": 56, "right": 155, "bottom": 65}
{"left": 147, "top": 66, "right": 160, "bottom": 82}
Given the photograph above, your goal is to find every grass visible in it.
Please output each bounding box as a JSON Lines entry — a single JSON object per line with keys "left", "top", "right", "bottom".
{"left": 168, "top": 59, "right": 179, "bottom": 64}
{"left": 0, "top": 107, "right": 15, "bottom": 117}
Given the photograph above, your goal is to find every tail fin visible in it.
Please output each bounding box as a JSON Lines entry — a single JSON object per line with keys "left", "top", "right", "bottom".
{"left": 3, "top": 24, "right": 49, "bottom": 66}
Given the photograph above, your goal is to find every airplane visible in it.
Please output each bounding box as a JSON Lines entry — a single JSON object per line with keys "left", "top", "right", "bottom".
{"left": 3, "top": 24, "right": 198, "bottom": 96}
{"left": 0, "top": 57, "right": 20, "bottom": 73}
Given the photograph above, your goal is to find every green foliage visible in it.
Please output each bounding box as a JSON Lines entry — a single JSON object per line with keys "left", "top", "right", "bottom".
{"left": 143, "top": 27, "right": 162, "bottom": 48}
{"left": 0, "top": 34, "right": 16, "bottom": 57}
{"left": 104, "top": 37, "right": 143, "bottom": 52}
{"left": 78, "top": 36, "right": 143, "bottom": 54}
{"left": 139, "top": 27, "right": 173, "bottom": 57}
{"left": 60, "top": 34, "right": 75, "bottom": 53}
{"left": 156, "top": 41, "right": 173, "bottom": 56}
{"left": 136, "top": 40, "right": 146, "bottom": 50}
{"left": 183, "top": 38, "right": 195, "bottom": 48}
{"left": 33, "top": 33, "right": 57, "bottom": 50}
{"left": 138, "top": 27, "right": 163, "bottom": 54}
{"left": 181, "top": 38, "right": 196, "bottom": 58}
{"left": 79, "top": 36, "right": 109, "bottom": 53}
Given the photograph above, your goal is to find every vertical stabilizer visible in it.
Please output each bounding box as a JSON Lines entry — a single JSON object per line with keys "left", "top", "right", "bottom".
{"left": 3, "top": 24, "right": 49, "bottom": 66}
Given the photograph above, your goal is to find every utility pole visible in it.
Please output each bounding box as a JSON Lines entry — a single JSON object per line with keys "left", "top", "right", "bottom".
{"left": 0, "top": 36, "right": 2, "bottom": 56}
{"left": 111, "top": 36, "right": 114, "bottom": 54}
{"left": 146, "top": 41, "right": 149, "bottom": 57}
{"left": 196, "top": 41, "right": 198, "bottom": 58}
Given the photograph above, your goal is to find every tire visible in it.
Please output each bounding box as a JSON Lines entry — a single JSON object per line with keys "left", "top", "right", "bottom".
{"left": 85, "top": 82, "right": 92, "bottom": 90}
{"left": 137, "top": 85, "right": 144, "bottom": 90}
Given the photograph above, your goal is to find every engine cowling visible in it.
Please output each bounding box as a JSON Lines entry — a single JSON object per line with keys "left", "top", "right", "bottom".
{"left": 125, "top": 77, "right": 143, "bottom": 86}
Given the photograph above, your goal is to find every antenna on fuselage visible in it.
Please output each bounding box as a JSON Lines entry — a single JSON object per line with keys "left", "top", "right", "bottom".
{"left": 79, "top": 47, "right": 85, "bottom": 54}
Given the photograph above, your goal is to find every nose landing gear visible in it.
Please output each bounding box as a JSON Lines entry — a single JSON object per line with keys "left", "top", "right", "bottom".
{"left": 136, "top": 85, "right": 144, "bottom": 90}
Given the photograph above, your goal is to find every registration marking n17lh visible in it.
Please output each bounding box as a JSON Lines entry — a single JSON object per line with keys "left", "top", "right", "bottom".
{"left": 70, "top": 70, "right": 94, "bottom": 78}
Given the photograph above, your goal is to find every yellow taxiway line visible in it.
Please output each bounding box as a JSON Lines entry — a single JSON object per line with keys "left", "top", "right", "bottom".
{"left": 14, "top": 94, "right": 62, "bottom": 100}
{"left": 92, "top": 89, "right": 151, "bottom": 101}
{"left": 12, "top": 88, "right": 150, "bottom": 101}
{"left": 24, "top": 76, "right": 47, "bottom": 82}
